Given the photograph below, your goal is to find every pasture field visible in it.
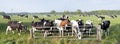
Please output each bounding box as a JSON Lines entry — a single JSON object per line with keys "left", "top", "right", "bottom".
{"left": 0, "top": 15, "right": 120, "bottom": 44}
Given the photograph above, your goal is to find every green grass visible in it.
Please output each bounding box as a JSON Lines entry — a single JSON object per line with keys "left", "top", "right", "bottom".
{"left": 0, "top": 15, "right": 120, "bottom": 44}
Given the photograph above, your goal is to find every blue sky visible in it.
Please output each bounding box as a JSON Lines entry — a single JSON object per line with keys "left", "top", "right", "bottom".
{"left": 0, "top": 0, "right": 120, "bottom": 13}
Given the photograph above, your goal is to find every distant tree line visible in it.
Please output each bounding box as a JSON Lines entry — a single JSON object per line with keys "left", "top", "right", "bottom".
{"left": 1, "top": 10, "right": 120, "bottom": 15}
{"left": 50, "top": 10, "right": 120, "bottom": 15}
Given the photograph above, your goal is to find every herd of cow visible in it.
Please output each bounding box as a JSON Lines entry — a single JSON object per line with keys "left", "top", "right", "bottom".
{"left": 2, "top": 15, "right": 39, "bottom": 20}
{"left": 2, "top": 14, "right": 117, "bottom": 20}
{"left": 2, "top": 14, "right": 111, "bottom": 39}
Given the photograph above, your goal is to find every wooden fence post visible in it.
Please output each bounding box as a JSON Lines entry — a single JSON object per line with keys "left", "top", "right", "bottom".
{"left": 30, "top": 28, "right": 33, "bottom": 38}
{"left": 96, "top": 25, "right": 102, "bottom": 41}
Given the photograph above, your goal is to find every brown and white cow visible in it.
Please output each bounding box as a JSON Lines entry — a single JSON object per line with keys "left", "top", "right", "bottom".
{"left": 54, "top": 19, "right": 70, "bottom": 37}
{"left": 6, "top": 21, "right": 27, "bottom": 35}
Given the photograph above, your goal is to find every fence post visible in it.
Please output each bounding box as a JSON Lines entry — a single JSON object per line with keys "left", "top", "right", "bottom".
{"left": 96, "top": 25, "right": 102, "bottom": 41}
{"left": 30, "top": 28, "right": 33, "bottom": 38}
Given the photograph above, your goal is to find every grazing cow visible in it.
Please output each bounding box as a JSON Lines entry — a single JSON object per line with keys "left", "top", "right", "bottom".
{"left": 57, "top": 15, "right": 69, "bottom": 20}
{"left": 54, "top": 19, "right": 70, "bottom": 37}
{"left": 97, "top": 16, "right": 105, "bottom": 21}
{"left": 31, "top": 19, "right": 54, "bottom": 37}
{"left": 47, "top": 15, "right": 51, "bottom": 17}
{"left": 114, "top": 15, "right": 117, "bottom": 18}
{"left": 84, "top": 20, "right": 93, "bottom": 36}
{"left": 61, "top": 15, "right": 69, "bottom": 19}
{"left": 101, "top": 20, "right": 110, "bottom": 36}
{"left": 109, "top": 15, "right": 117, "bottom": 19}
{"left": 6, "top": 21, "right": 27, "bottom": 35}
{"left": 70, "top": 20, "right": 82, "bottom": 39}
{"left": 110, "top": 15, "right": 114, "bottom": 18}
{"left": 33, "top": 16, "right": 39, "bottom": 19}
{"left": 25, "top": 15, "right": 28, "bottom": 18}
{"left": 2, "top": 15, "right": 11, "bottom": 20}
{"left": 18, "top": 14, "right": 25, "bottom": 17}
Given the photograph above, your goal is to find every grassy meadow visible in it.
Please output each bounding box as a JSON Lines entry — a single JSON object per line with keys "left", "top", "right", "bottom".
{"left": 0, "top": 15, "right": 120, "bottom": 44}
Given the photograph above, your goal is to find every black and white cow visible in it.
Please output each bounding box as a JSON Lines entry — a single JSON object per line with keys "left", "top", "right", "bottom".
{"left": 101, "top": 20, "right": 110, "bottom": 36}
{"left": 78, "top": 19, "right": 84, "bottom": 28}
{"left": 114, "top": 15, "right": 117, "bottom": 18}
{"left": 84, "top": 20, "right": 93, "bottom": 36}
{"left": 33, "top": 15, "right": 39, "bottom": 19}
{"left": 6, "top": 21, "right": 27, "bottom": 35}
{"left": 25, "top": 15, "right": 28, "bottom": 18}
{"left": 97, "top": 16, "right": 105, "bottom": 21}
{"left": 109, "top": 15, "right": 117, "bottom": 19}
{"left": 18, "top": 14, "right": 25, "bottom": 17}
{"left": 2, "top": 15, "right": 11, "bottom": 20}
{"left": 31, "top": 18, "right": 54, "bottom": 37}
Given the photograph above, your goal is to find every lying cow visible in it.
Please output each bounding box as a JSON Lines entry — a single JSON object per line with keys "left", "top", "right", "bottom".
{"left": 2, "top": 15, "right": 11, "bottom": 20}
{"left": 6, "top": 21, "right": 27, "bottom": 35}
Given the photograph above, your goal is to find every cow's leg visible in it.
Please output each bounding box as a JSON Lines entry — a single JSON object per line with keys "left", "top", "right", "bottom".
{"left": 57, "top": 27, "right": 61, "bottom": 37}
{"left": 6, "top": 26, "right": 9, "bottom": 35}
{"left": 76, "top": 27, "right": 80, "bottom": 36}
{"left": 107, "top": 28, "right": 110, "bottom": 36}
{"left": 44, "top": 30, "right": 48, "bottom": 38}
{"left": 58, "top": 27, "right": 61, "bottom": 37}
{"left": 72, "top": 26, "right": 77, "bottom": 36}
{"left": 62, "top": 29, "right": 64, "bottom": 37}
{"left": 62, "top": 27, "right": 64, "bottom": 37}
{"left": 32, "top": 27, "right": 37, "bottom": 37}
{"left": 32, "top": 27, "right": 37, "bottom": 33}
{"left": 74, "top": 29, "right": 77, "bottom": 37}
{"left": 72, "top": 27, "right": 74, "bottom": 36}
{"left": 105, "top": 29, "right": 109, "bottom": 37}
{"left": 104, "top": 30, "right": 107, "bottom": 37}
{"left": 72, "top": 30, "right": 74, "bottom": 36}
{"left": 24, "top": 26, "right": 27, "bottom": 32}
{"left": 12, "top": 30, "right": 15, "bottom": 34}
{"left": 59, "top": 27, "right": 63, "bottom": 37}
{"left": 77, "top": 27, "right": 82, "bottom": 39}
{"left": 6, "top": 26, "right": 12, "bottom": 35}
{"left": 18, "top": 29, "right": 21, "bottom": 35}
{"left": 50, "top": 27, "right": 52, "bottom": 30}
{"left": 89, "top": 28, "right": 91, "bottom": 36}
